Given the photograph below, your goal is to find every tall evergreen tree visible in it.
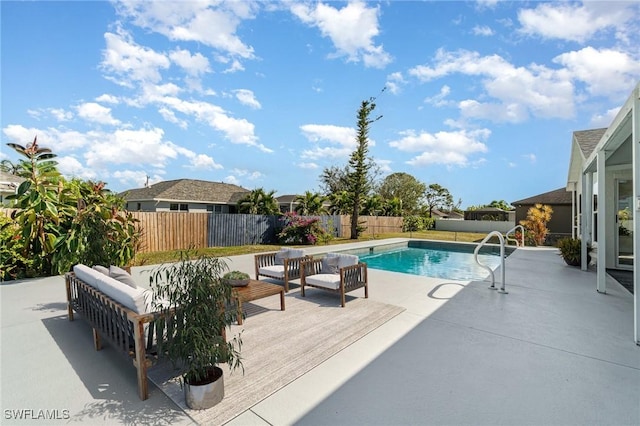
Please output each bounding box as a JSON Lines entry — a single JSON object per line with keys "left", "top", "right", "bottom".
{"left": 346, "top": 95, "right": 382, "bottom": 239}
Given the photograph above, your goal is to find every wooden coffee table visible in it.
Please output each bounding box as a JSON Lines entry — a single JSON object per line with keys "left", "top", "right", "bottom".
{"left": 232, "top": 279, "right": 285, "bottom": 325}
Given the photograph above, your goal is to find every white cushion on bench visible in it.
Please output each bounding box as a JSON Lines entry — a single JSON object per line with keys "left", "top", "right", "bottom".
{"left": 95, "top": 274, "right": 151, "bottom": 314}
{"left": 258, "top": 265, "right": 285, "bottom": 278}
{"left": 73, "top": 264, "right": 104, "bottom": 289}
{"left": 305, "top": 274, "right": 341, "bottom": 290}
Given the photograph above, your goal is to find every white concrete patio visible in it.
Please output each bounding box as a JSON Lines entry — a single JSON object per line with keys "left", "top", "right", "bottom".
{"left": 1, "top": 239, "right": 638, "bottom": 425}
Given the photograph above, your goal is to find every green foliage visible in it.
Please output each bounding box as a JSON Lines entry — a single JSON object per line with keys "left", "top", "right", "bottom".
{"left": 424, "top": 183, "right": 454, "bottom": 217}
{"left": 378, "top": 172, "right": 426, "bottom": 215}
{"left": 557, "top": 237, "right": 590, "bottom": 266}
{"left": 237, "top": 188, "right": 279, "bottom": 215}
{"left": 2, "top": 138, "right": 141, "bottom": 278}
{"left": 294, "top": 191, "right": 327, "bottom": 215}
{"left": 319, "top": 165, "right": 350, "bottom": 195}
{"left": 0, "top": 214, "right": 33, "bottom": 280}
{"left": 327, "top": 190, "right": 351, "bottom": 215}
{"left": 223, "top": 271, "right": 250, "bottom": 280}
{"left": 278, "top": 212, "right": 326, "bottom": 245}
{"left": 402, "top": 215, "right": 435, "bottom": 232}
{"left": 5, "top": 137, "right": 70, "bottom": 274}
{"left": 346, "top": 94, "right": 382, "bottom": 239}
{"left": 520, "top": 203, "right": 553, "bottom": 246}
{"left": 150, "top": 252, "right": 243, "bottom": 384}
{"left": 53, "top": 179, "right": 141, "bottom": 274}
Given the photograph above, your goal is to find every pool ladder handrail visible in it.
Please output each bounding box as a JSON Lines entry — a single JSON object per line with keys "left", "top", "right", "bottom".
{"left": 505, "top": 225, "right": 525, "bottom": 247}
{"left": 474, "top": 231, "right": 507, "bottom": 294}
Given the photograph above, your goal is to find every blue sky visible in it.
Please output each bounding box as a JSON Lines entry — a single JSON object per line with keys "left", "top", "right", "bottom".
{"left": 2, "top": 1, "right": 640, "bottom": 208}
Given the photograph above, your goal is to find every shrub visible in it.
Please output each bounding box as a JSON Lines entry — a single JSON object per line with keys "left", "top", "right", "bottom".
{"left": 402, "top": 216, "right": 434, "bottom": 232}
{"left": 278, "top": 212, "right": 327, "bottom": 245}
{"left": 0, "top": 214, "right": 34, "bottom": 280}
{"left": 520, "top": 203, "right": 553, "bottom": 246}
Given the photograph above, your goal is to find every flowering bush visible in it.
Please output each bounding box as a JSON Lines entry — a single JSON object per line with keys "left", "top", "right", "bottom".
{"left": 278, "top": 212, "right": 327, "bottom": 245}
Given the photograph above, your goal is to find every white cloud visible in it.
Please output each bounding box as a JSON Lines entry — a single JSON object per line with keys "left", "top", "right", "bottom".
{"left": 409, "top": 49, "right": 576, "bottom": 122}
{"left": 95, "top": 94, "right": 119, "bottom": 104}
{"left": 553, "top": 47, "right": 640, "bottom": 99}
{"left": 224, "top": 175, "right": 241, "bottom": 185}
{"left": 385, "top": 72, "right": 405, "bottom": 95}
{"left": 234, "top": 89, "right": 261, "bottom": 109}
{"left": 522, "top": 153, "right": 536, "bottom": 164}
{"left": 49, "top": 108, "right": 74, "bottom": 122}
{"left": 299, "top": 124, "right": 360, "bottom": 161}
{"left": 114, "top": 1, "right": 256, "bottom": 61}
{"left": 590, "top": 107, "right": 620, "bottom": 128}
{"left": 101, "top": 29, "right": 170, "bottom": 86}
{"left": 472, "top": 25, "right": 494, "bottom": 36}
{"left": 232, "top": 169, "right": 263, "bottom": 180}
{"left": 169, "top": 48, "right": 211, "bottom": 76}
{"left": 2, "top": 124, "right": 90, "bottom": 152}
{"left": 424, "top": 85, "right": 453, "bottom": 107}
{"left": 517, "top": 2, "right": 634, "bottom": 43}
{"left": 185, "top": 154, "right": 223, "bottom": 170}
{"left": 298, "top": 162, "right": 319, "bottom": 169}
{"left": 376, "top": 158, "right": 392, "bottom": 173}
{"left": 291, "top": 0, "right": 392, "bottom": 68}
{"left": 56, "top": 155, "right": 96, "bottom": 180}
{"left": 112, "top": 170, "right": 160, "bottom": 189}
{"left": 76, "top": 102, "right": 121, "bottom": 126}
{"left": 158, "top": 107, "right": 188, "bottom": 129}
{"left": 389, "top": 128, "right": 489, "bottom": 167}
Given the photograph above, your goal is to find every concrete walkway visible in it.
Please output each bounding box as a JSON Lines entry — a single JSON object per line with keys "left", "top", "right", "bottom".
{"left": 1, "top": 240, "right": 638, "bottom": 425}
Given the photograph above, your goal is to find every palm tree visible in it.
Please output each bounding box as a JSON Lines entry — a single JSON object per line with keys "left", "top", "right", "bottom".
{"left": 361, "top": 194, "right": 383, "bottom": 216}
{"left": 294, "top": 191, "right": 327, "bottom": 215}
{"left": 237, "top": 188, "right": 279, "bottom": 215}
{"left": 327, "top": 191, "right": 351, "bottom": 215}
{"left": 0, "top": 159, "right": 19, "bottom": 174}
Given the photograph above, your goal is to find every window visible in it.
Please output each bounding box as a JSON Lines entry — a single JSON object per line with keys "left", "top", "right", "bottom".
{"left": 207, "top": 204, "right": 223, "bottom": 213}
{"left": 169, "top": 203, "right": 189, "bottom": 211}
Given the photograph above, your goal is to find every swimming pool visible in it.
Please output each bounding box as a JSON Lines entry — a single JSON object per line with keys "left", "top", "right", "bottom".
{"left": 357, "top": 241, "right": 512, "bottom": 281}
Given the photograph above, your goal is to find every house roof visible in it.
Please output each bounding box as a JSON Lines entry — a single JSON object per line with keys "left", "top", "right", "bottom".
{"left": 512, "top": 187, "right": 572, "bottom": 206}
{"left": 573, "top": 128, "right": 607, "bottom": 159}
{"left": 0, "top": 171, "right": 26, "bottom": 194}
{"left": 120, "top": 179, "right": 250, "bottom": 204}
{"left": 276, "top": 194, "right": 299, "bottom": 203}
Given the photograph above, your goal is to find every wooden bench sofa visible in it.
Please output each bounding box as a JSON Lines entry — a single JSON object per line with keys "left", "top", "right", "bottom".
{"left": 65, "top": 264, "right": 165, "bottom": 400}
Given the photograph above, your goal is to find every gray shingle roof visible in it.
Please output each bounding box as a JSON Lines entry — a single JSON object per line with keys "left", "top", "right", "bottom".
{"left": 512, "top": 187, "right": 572, "bottom": 206}
{"left": 573, "top": 128, "right": 606, "bottom": 158}
{"left": 119, "top": 179, "right": 250, "bottom": 204}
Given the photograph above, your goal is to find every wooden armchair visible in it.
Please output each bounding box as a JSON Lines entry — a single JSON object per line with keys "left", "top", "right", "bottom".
{"left": 254, "top": 248, "right": 310, "bottom": 292}
{"left": 300, "top": 253, "right": 368, "bottom": 307}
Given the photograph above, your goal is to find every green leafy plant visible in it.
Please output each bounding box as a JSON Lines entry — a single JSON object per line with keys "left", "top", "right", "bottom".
{"left": 557, "top": 237, "right": 591, "bottom": 266}
{"left": 223, "top": 271, "right": 250, "bottom": 280}
{"left": 150, "top": 252, "right": 243, "bottom": 385}
{"left": 0, "top": 214, "right": 33, "bottom": 280}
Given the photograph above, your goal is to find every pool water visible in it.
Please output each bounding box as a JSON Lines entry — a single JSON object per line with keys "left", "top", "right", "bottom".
{"left": 359, "top": 245, "right": 503, "bottom": 281}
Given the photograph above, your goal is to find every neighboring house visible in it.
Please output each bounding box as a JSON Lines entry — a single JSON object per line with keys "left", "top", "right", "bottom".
{"left": 512, "top": 187, "right": 573, "bottom": 243}
{"left": 566, "top": 81, "right": 639, "bottom": 344}
{"left": 120, "top": 179, "right": 250, "bottom": 213}
{"left": 431, "top": 208, "right": 463, "bottom": 220}
{"left": 276, "top": 195, "right": 299, "bottom": 213}
{"left": 0, "top": 171, "right": 25, "bottom": 205}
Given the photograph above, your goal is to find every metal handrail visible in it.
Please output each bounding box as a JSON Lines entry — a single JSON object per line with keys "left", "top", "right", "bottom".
{"left": 474, "top": 231, "right": 507, "bottom": 294}
{"left": 505, "top": 225, "right": 525, "bottom": 247}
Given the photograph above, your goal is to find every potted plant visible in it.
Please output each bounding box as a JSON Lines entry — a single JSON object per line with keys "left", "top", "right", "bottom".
{"left": 150, "top": 252, "right": 243, "bottom": 410}
{"left": 222, "top": 270, "right": 251, "bottom": 287}
{"left": 557, "top": 237, "right": 591, "bottom": 266}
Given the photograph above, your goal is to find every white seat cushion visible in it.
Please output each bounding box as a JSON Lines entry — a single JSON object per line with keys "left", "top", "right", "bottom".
{"left": 287, "top": 248, "right": 306, "bottom": 259}
{"left": 95, "top": 274, "right": 152, "bottom": 314}
{"left": 109, "top": 265, "right": 137, "bottom": 289}
{"left": 305, "top": 274, "right": 341, "bottom": 290}
{"left": 259, "top": 265, "right": 285, "bottom": 278}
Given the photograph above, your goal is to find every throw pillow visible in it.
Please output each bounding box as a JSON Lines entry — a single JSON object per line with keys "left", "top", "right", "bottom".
{"left": 92, "top": 265, "right": 109, "bottom": 276}
{"left": 321, "top": 256, "right": 340, "bottom": 274}
{"left": 109, "top": 265, "right": 137, "bottom": 289}
{"left": 275, "top": 249, "right": 289, "bottom": 265}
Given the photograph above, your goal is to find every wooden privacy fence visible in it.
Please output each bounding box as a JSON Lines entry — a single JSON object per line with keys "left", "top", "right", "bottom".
{"left": 208, "top": 214, "right": 278, "bottom": 247}
{"left": 130, "top": 212, "right": 208, "bottom": 253}
{"left": 337, "top": 215, "right": 403, "bottom": 238}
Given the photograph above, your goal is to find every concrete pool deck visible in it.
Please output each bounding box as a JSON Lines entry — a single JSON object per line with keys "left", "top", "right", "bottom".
{"left": 1, "top": 238, "right": 639, "bottom": 425}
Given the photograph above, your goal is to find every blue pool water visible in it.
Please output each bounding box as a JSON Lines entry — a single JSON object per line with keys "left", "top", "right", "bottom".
{"left": 359, "top": 242, "right": 505, "bottom": 281}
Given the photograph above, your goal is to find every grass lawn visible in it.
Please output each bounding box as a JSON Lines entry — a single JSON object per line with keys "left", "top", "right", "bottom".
{"left": 133, "top": 230, "right": 489, "bottom": 266}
